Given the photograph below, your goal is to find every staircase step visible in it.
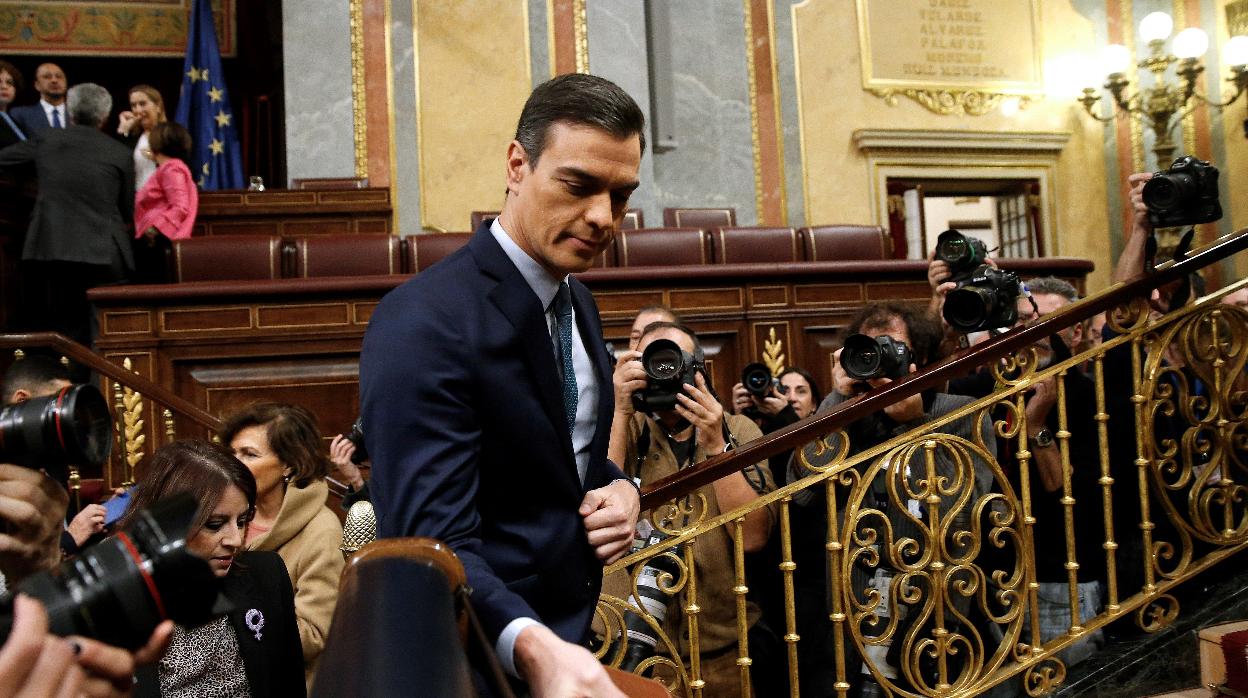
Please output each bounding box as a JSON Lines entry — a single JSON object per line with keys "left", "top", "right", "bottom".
{"left": 1200, "top": 620, "right": 1248, "bottom": 690}
{"left": 1143, "top": 689, "right": 1209, "bottom": 698}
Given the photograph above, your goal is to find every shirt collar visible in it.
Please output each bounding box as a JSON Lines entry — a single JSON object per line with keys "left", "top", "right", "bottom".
{"left": 489, "top": 218, "right": 567, "bottom": 310}
{"left": 40, "top": 99, "right": 61, "bottom": 114}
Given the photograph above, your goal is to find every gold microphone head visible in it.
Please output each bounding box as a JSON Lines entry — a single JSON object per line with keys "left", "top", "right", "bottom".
{"left": 340, "top": 499, "right": 377, "bottom": 559}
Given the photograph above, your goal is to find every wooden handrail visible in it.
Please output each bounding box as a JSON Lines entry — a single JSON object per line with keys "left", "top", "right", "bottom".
{"left": 0, "top": 332, "right": 223, "bottom": 432}
{"left": 640, "top": 228, "right": 1248, "bottom": 510}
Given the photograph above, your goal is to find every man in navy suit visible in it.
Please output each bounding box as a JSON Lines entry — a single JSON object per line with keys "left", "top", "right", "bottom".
{"left": 9, "top": 63, "right": 67, "bottom": 138}
{"left": 360, "top": 74, "right": 644, "bottom": 696}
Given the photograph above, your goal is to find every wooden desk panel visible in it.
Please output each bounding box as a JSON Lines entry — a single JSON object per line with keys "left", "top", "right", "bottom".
{"left": 192, "top": 187, "right": 393, "bottom": 237}
{"left": 88, "top": 258, "right": 1093, "bottom": 484}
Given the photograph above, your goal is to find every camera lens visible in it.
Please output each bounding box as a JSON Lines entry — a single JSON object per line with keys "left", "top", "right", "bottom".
{"left": 0, "top": 384, "right": 113, "bottom": 482}
{"left": 741, "top": 363, "right": 773, "bottom": 398}
{"left": 936, "top": 236, "right": 966, "bottom": 264}
{"left": 841, "top": 334, "right": 883, "bottom": 380}
{"left": 0, "top": 492, "right": 223, "bottom": 649}
{"left": 944, "top": 286, "right": 994, "bottom": 331}
{"left": 1142, "top": 173, "right": 1195, "bottom": 212}
{"left": 640, "top": 339, "right": 690, "bottom": 384}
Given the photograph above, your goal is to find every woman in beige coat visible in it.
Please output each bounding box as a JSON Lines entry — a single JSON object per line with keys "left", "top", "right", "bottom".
{"left": 224, "top": 403, "right": 344, "bottom": 692}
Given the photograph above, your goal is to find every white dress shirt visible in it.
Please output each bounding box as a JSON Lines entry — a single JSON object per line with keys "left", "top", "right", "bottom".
{"left": 40, "top": 100, "right": 65, "bottom": 127}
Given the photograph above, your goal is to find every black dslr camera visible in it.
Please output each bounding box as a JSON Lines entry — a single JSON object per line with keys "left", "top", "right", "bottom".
{"left": 618, "top": 526, "right": 683, "bottom": 673}
{"left": 0, "top": 387, "right": 225, "bottom": 649}
{"left": 1142, "top": 156, "right": 1222, "bottom": 229}
{"left": 741, "top": 362, "right": 786, "bottom": 399}
{"left": 841, "top": 334, "right": 912, "bottom": 381}
{"left": 631, "top": 339, "right": 703, "bottom": 413}
{"left": 943, "top": 265, "right": 1023, "bottom": 333}
{"left": 0, "top": 384, "right": 113, "bottom": 484}
{"left": 0, "top": 493, "right": 224, "bottom": 649}
{"left": 935, "top": 229, "right": 989, "bottom": 280}
{"left": 344, "top": 417, "right": 368, "bottom": 464}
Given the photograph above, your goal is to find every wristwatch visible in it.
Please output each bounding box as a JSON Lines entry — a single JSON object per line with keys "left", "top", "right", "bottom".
{"left": 1029, "top": 428, "right": 1055, "bottom": 448}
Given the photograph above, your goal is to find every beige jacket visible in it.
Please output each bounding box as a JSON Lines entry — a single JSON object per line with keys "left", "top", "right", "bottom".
{"left": 247, "top": 478, "right": 344, "bottom": 692}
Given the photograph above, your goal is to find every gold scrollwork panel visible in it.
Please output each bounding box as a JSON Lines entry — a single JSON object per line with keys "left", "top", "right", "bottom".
{"left": 1138, "top": 306, "right": 1248, "bottom": 552}
{"left": 842, "top": 431, "right": 1028, "bottom": 697}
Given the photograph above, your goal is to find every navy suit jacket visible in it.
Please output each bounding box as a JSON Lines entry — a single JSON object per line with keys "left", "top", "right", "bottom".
{"left": 359, "top": 225, "right": 626, "bottom": 649}
{"left": 8, "top": 103, "right": 52, "bottom": 139}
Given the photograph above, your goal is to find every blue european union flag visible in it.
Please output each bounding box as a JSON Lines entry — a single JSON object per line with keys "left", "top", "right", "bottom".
{"left": 175, "top": 0, "right": 243, "bottom": 190}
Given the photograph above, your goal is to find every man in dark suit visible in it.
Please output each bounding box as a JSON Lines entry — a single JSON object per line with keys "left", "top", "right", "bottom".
{"left": 360, "top": 74, "right": 644, "bottom": 697}
{"left": 0, "top": 82, "right": 133, "bottom": 346}
{"left": 8, "top": 63, "right": 67, "bottom": 139}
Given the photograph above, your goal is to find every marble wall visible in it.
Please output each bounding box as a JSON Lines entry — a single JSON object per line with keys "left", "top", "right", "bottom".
{"left": 281, "top": 0, "right": 356, "bottom": 186}
{"left": 644, "top": 0, "right": 758, "bottom": 226}
{"left": 586, "top": 0, "right": 659, "bottom": 224}
{"left": 279, "top": 0, "right": 1247, "bottom": 287}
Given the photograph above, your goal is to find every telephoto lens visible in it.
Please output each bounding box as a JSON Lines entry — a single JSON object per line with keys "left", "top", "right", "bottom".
{"left": 0, "top": 492, "right": 226, "bottom": 649}
{"left": 942, "top": 265, "right": 1023, "bottom": 333}
{"left": 0, "top": 384, "right": 113, "bottom": 485}
{"left": 741, "top": 362, "right": 776, "bottom": 399}
{"left": 840, "top": 334, "right": 912, "bottom": 381}
{"left": 619, "top": 528, "right": 683, "bottom": 673}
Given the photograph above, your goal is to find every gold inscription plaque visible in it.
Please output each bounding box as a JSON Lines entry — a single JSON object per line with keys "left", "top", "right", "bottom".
{"left": 857, "top": 0, "right": 1042, "bottom": 115}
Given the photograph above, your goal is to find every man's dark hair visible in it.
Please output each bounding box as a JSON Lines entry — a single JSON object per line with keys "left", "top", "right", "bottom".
{"left": 639, "top": 320, "right": 697, "bottom": 345}
{"left": 3, "top": 355, "right": 71, "bottom": 405}
{"left": 846, "top": 302, "right": 942, "bottom": 368}
{"left": 514, "top": 73, "right": 646, "bottom": 168}
{"left": 635, "top": 305, "right": 682, "bottom": 325}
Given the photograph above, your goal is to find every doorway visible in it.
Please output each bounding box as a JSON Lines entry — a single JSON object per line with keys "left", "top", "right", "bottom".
{"left": 886, "top": 178, "right": 1043, "bottom": 260}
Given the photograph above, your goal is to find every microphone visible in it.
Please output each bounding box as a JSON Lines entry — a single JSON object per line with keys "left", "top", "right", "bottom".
{"left": 341, "top": 500, "right": 377, "bottom": 559}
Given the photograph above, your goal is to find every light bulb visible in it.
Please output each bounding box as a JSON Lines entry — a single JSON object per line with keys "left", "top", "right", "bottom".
{"left": 1102, "top": 44, "right": 1132, "bottom": 75}
{"left": 1224, "top": 35, "right": 1248, "bottom": 67}
{"left": 999, "top": 96, "right": 1021, "bottom": 117}
{"left": 1139, "top": 12, "right": 1174, "bottom": 42}
{"left": 1173, "top": 27, "right": 1209, "bottom": 59}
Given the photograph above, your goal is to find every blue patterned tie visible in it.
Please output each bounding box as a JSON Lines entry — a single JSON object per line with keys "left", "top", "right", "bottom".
{"left": 50, "top": 108, "right": 61, "bottom": 128}
{"left": 553, "top": 282, "right": 577, "bottom": 434}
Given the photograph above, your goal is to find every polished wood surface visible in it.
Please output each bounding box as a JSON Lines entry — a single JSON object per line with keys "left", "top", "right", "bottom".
{"left": 192, "top": 187, "right": 393, "bottom": 237}
{"left": 89, "top": 257, "right": 1093, "bottom": 465}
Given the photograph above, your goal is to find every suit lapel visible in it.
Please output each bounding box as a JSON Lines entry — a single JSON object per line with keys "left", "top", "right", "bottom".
{"left": 469, "top": 227, "right": 578, "bottom": 472}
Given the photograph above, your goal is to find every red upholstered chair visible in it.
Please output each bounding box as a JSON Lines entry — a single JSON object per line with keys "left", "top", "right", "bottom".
{"left": 174, "top": 235, "right": 282, "bottom": 282}
{"left": 293, "top": 235, "right": 401, "bottom": 277}
{"left": 713, "top": 227, "right": 802, "bottom": 264}
{"left": 616, "top": 228, "right": 712, "bottom": 266}
{"left": 662, "top": 207, "right": 736, "bottom": 229}
{"left": 469, "top": 211, "right": 500, "bottom": 230}
{"left": 619, "top": 208, "right": 644, "bottom": 231}
{"left": 799, "top": 225, "right": 892, "bottom": 261}
{"left": 292, "top": 177, "right": 369, "bottom": 190}
{"left": 405, "top": 232, "right": 474, "bottom": 272}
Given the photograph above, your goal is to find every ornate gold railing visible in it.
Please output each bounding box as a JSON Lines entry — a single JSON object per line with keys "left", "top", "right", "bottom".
{"left": 598, "top": 229, "right": 1248, "bottom": 697}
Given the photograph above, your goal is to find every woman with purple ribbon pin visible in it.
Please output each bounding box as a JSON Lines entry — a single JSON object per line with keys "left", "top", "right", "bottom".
{"left": 122, "top": 440, "right": 305, "bottom": 697}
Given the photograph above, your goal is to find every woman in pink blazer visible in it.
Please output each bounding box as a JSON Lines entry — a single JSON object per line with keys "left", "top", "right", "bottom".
{"left": 133, "top": 121, "right": 197, "bottom": 283}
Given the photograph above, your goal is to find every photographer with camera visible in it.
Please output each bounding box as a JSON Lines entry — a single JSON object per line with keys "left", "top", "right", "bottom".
{"left": 328, "top": 422, "right": 370, "bottom": 511}
{"left": 1, "top": 362, "right": 179, "bottom": 696}
{"left": 4, "top": 356, "right": 114, "bottom": 559}
{"left": 790, "top": 302, "right": 995, "bottom": 695}
{"left": 609, "top": 320, "right": 779, "bottom": 697}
